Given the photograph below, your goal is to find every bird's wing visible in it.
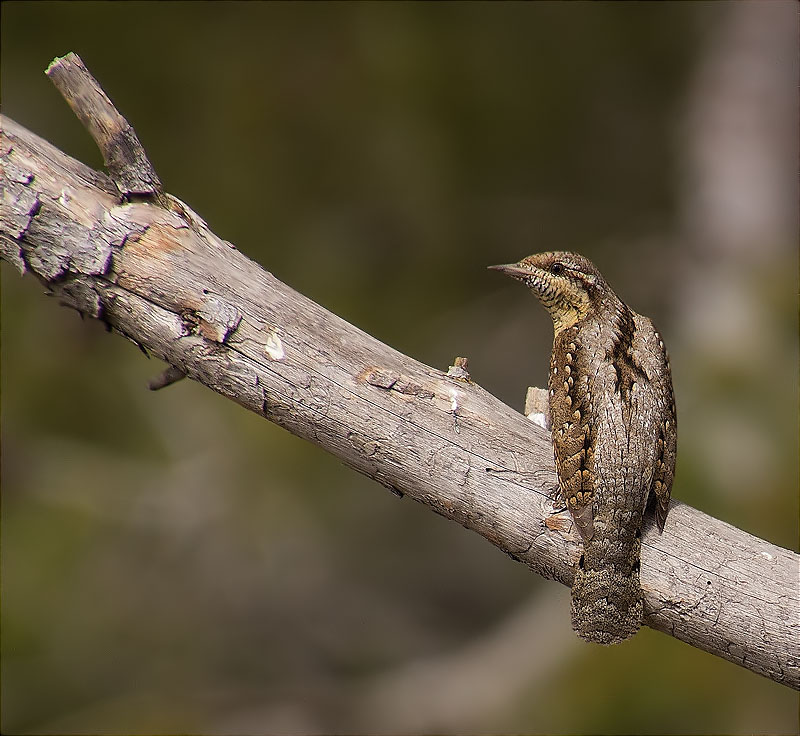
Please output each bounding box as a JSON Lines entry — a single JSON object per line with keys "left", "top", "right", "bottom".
{"left": 550, "top": 328, "right": 596, "bottom": 541}
{"left": 632, "top": 316, "right": 677, "bottom": 531}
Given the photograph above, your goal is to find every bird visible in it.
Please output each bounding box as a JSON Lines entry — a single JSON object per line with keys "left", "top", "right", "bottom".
{"left": 490, "top": 251, "right": 676, "bottom": 644}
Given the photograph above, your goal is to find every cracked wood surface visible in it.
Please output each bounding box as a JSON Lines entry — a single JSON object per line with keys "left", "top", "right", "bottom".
{"left": 1, "top": 111, "right": 798, "bottom": 689}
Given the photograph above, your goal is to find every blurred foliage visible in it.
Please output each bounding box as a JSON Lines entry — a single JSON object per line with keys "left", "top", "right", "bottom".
{"left": 2, "top": 2, "right": 797, "bottom": 734}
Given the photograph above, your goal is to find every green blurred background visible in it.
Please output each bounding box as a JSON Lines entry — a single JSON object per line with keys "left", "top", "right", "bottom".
{"left": 2, "top": 2, "right": 798, "bottom": 733}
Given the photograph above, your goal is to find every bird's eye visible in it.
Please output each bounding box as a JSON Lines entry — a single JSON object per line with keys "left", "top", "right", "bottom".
{"left": 550, "top": 262, "right": 565, "bottom": 275}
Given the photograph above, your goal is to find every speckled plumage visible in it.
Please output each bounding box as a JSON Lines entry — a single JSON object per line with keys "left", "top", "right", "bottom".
{"left": 491, "top": 252, "right": 676, "bottom": 644}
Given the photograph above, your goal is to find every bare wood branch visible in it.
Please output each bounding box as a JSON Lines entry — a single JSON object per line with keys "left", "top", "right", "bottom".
{"left": 45, "top": 53, "right": 163, "bottom": 201}
{"left": 0, "top": 55, "right": 797, "bottom": 690}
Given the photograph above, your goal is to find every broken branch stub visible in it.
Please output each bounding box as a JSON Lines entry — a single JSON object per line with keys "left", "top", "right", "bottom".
{"left": 45, "top": 52, "right": 163, "bottom": 201}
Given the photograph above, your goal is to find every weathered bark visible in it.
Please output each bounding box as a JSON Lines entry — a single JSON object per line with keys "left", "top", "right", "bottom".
{"left": 1, "top": 54, "right": 797, "bottom": 689}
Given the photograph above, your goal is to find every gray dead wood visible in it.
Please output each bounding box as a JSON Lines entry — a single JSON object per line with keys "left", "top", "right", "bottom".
{"left": 45, "top": 53, "right": 164, "bottom": 201}
{"left": 0, "top": 54, "right": 797, "bottom": 690}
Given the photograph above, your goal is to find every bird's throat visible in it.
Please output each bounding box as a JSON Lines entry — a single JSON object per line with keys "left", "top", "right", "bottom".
{"left": 551, "top": 304, "right": 589, "bottom": 335}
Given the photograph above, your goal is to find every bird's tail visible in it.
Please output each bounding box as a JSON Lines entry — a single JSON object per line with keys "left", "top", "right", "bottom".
{"left": 570, "top": 563, "right": 643, "bottom": 645}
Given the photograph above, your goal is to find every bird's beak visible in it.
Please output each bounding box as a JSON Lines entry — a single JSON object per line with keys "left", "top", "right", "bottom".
{"left": 488, "top": 263, "right": 532, "bottom": 281}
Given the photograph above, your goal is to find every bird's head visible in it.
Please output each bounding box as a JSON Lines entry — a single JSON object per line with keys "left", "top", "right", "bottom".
{"left": 489, "top": 251, "right": 609, "bottom": 334}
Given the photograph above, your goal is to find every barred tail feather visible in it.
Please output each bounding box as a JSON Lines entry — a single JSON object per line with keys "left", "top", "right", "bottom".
{"left": 570, "top": 565, "right": 643, "bottom": 645}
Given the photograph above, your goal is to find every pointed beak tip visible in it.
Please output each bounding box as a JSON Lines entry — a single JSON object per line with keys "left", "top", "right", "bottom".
{"left": 489, "top": 263, "right": 529, "bottom": 280}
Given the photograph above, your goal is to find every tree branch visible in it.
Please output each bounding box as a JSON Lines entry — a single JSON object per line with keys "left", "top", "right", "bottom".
{"left": 1, "top": 53, "right": 797, "bottom": 690}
